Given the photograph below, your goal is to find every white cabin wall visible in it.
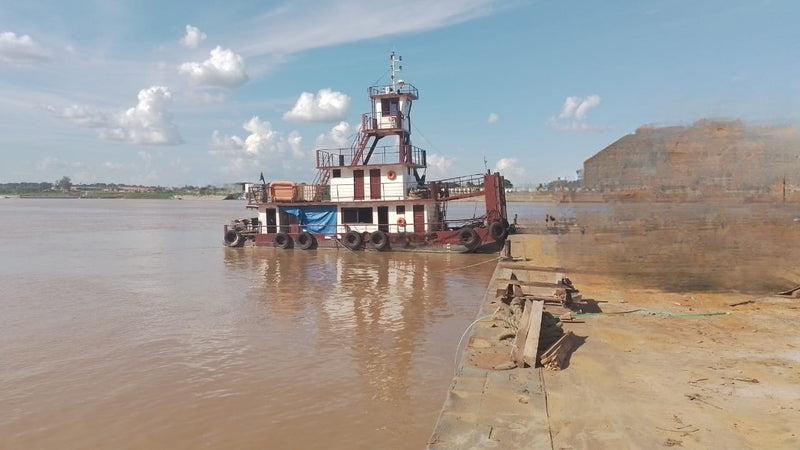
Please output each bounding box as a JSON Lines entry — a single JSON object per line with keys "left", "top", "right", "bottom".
{"left": 329, "top": 164, "right": 409, "bottom": 202}
{"left": 336, "top": 203, "right": 422, "bottom": 235}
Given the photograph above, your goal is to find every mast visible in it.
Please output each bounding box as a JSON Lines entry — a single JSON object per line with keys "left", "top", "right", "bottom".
{"left": 312, "top": 53, "right": 426, "bottom": 201}
{"left": 349, "top": 53, "right": 423, "bottom": 167}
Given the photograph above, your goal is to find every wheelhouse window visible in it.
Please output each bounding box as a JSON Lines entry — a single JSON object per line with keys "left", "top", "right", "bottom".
{"left": 381, "top": 99, "right": 399, "bottom": 116}
{"left": 342, "top": 207, "right": 373, "bottom": 223}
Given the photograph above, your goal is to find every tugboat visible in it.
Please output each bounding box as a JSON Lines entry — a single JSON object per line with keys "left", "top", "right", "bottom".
{"left": 223, "top": 53, "right": 510, "bottom": 253}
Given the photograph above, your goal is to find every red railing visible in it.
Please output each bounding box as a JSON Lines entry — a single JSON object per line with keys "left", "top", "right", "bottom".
{"left": 316, "top": 145, "right": 426, "bottom": 168}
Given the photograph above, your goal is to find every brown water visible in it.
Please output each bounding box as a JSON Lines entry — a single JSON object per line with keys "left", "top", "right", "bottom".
{"left": 0, "top": 199, "right": 499, "bottom": 449}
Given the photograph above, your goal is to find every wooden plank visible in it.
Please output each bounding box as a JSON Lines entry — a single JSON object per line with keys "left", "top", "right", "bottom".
{"left": 510, "top": 299, "right": 533, "bottom": 368}
{"left": 777, "top": 285, "right": 800, "bottom": 297}
{"left": 498, "top": 263, "right": 571, "bottom": 273}
{"left": 498, "top": 263, "right": 601, "bottom": 275}
{"left": 495, "top": 279, "right": 569, "bottom": 289}
{"left": 540, "top": 331, "right": 575, "bottom": 370}
{"left": 522, "top": 300, "right": 544, "bottom": 367}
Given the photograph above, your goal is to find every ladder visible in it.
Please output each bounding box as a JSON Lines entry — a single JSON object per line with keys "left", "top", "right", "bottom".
{"left": 349, "top": 132, "right": 370, "bottom": 167}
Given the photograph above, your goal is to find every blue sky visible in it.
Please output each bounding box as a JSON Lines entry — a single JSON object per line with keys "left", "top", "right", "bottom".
{"left": 1, "top": 0, "right": 798, "bottom": 187}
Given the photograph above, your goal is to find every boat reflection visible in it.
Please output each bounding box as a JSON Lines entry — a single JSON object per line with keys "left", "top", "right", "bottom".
{"left": 222, "top": 247, "right": 492, "bottom": 406}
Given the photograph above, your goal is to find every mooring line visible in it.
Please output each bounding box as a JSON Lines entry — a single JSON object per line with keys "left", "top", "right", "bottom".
{"left": 390, "top": 255, "right": 502, "bottom": 276}
{"left": 453, "top": 310, "right": 497, "bottom": 375}
{"left": 556, "top": 309, "right": 728, "bottom": 318}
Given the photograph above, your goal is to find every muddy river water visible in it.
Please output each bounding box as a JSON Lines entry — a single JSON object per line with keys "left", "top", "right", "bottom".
{"left": 5, "top": 197, "right": 795, "bottom": 448}
{"left": 1, "top": 198, "right": 549, "bottom": 449}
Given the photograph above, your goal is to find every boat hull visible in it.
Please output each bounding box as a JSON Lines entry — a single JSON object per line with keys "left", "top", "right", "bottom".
{"left": 225, "top": 227, "right": 505, "bottom": 254}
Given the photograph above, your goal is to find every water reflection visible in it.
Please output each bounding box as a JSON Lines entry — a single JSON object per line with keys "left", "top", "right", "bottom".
{"left": 221, "top": 247, "right": 493, "bottom": 440}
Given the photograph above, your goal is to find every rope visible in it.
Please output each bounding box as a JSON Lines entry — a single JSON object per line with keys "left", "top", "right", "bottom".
{"left": 391, "top": 255, "right": 501, "bottom": 275}
{"left": 555, "top": 309, "right": 728, "bottom": 318}
{"left": 453, "top": 311, "right": 497, "bottom": 375}
{"left": 333, "top": 236, "right": 358, "bottom": 253}
{"left": 438, "top": 255, "right": 501, "bottom": 272}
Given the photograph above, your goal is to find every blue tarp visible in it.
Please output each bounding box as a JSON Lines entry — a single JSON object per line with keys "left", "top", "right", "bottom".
{"left": 280, "top": 205, "right": 338, "bottom": 234}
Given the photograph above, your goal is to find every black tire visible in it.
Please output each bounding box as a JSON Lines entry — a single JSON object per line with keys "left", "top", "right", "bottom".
{"left": 274, "top": 232, "right": 293, "bottom": 249}
{"left": 224, "top": 229, "right": 243, "bottom": 247}
{"left": 343, "top": 230, "right": 363, "bottom": 250}
{"left": 458, "top": 227, "right": 480, "bottom": 251}
{"left": 297, "top": 231, "right": 316, "bottom": 250}
{"left": 489, "top": 221, "right": 508, "bottom": 241}
{"left": 369, "top": 230, "right": 389, "bottom": 251}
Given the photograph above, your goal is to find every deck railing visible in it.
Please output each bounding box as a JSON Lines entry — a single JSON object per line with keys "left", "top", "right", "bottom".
{"left": 316, "top": 144, "right": 426, "bottom": 168}
{"left": 368, "top": 83, "right": 419, "bottom": 99}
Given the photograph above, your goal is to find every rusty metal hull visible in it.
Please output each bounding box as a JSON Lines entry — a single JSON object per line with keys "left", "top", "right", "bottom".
{"left": 245, "top": 228, "right": 504, "bottom": 254}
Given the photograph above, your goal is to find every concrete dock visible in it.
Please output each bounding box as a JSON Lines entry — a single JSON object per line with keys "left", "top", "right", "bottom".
{"left": 427, "top": 254, "right": 557, "bottom": 449}
{"left": 430, "top": 225, "right": 800, "bottom": 449}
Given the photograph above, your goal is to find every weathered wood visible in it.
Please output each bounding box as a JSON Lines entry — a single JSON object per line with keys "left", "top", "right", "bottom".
{"left": 777, "top": 285, "right": 800, "bottom": 297}
{"left": 728, "top": 299, "right": 754, "bottom": 307}
{"left": 510, "top": 299, "right": 533, "bottom": 367}
{"left": 495, "top": 278, "right": 572, "bottom": 289}
{"left": 522, "top": 300, "right": 544, "bottom": 367}
{"left": 540, "top": 331, "right": 575, "bottom": 370}
{"left": 498, "top": 263, "right": 573, "bottom": 273}
{"left": 498, "top": 262, "right": 603, "bottom": 275}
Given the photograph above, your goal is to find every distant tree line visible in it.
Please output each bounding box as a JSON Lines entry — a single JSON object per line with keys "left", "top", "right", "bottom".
{"left": 0, "top": 182, "right": 56, "bottom": 194}
{"left": 0, "top": 177, "right": 237, "bottom": 196}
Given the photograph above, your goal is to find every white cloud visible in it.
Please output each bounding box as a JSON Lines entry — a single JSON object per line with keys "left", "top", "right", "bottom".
{"left": 242, "top": 117, "right": 279, "bottom": 155}
{"left": 209, "top": 116, "right": 306, "bottom": 177}
{"left": 180, "top": 25, "right": 207, "bottom": 49}
{"left": 487, "top": 113, "right": 499, "bottom": 124}
{"left": 101, "top": 161, "right": 125, "bottom": 171}
{"left": 48, "top": 86, "right": 183, "bottom": 145}
{"left": 559, "top": 95, "right": 600, "bottom": 120}
{"left": 314, "top": 121, "right": 353, "bottom": 148}
{"left": 548, "top": 94, "right": 607, "bottom": 132}
{"left": 425, "top": 153, "right": 454, "bottom": 179}
{"left": 178, "top": 46, "right": 248, "bottom": 88}
{"left": 55, "top": 104, "right": 108, "bottom": 128}
{"left": 35, "top": 156, "right": 84, "bottom": 171}
{"left": 493, "top": 157, "right": 526, "bottom": 183}
{"left": 283, "top": 89, "right": 351, "bottom": 123}
{"left": 209, "top": 130, "right": 245, "bottom": 156}
{"left": 0, "top": 31, "right": 50, "bottom": 65}
{"left": 239, "top": 1, "right": 504, "bottom": 56}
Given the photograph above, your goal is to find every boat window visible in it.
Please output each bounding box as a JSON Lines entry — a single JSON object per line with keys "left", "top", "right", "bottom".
{"left": 342, "top": 207, "right": 373, "bottom": 223}
{"left": 396, "top": 205, "right": 405, "bottom": 214}
{"left": 332, "top": 169, "right": 341, "bottom": 178}
{"left": 381, "top": 99, "right": 399, "bottom": 116}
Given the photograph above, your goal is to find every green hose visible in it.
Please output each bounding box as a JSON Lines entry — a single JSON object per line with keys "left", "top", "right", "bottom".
{"left": 555, "top": 308, "right": 728, "bottom": 318}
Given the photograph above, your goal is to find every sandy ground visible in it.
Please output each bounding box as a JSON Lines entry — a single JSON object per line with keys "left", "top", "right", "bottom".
{"left": 508, "top": 202, "right": 800, "bottom": 449}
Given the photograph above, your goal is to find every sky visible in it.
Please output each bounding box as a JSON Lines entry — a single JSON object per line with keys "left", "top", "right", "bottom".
{"left": 1, "top": 0, "right": 798, "bottom": 188}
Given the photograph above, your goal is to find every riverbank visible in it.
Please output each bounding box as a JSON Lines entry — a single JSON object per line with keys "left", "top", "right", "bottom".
{"left": 430, "top": 203, "right": 800, "bottom": 448}
{"left": 4, "top": 194, "right": 229, "bottom": 200}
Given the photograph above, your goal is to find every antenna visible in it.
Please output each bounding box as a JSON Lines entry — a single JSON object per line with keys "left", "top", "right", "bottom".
{"left": 484, "top": 156, "right": 489, "bottom": 174}
{"left": 390, "top": 52, "right": 403, "bottom": 90}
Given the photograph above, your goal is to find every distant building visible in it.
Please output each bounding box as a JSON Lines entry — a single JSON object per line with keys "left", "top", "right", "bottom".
{"left": 583, "top": 120, "right": 800, "bottom": 191}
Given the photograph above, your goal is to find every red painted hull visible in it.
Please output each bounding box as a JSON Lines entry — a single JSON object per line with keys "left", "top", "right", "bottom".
{"left": 225, "top": 226, "right": 504, "bottom": 253}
